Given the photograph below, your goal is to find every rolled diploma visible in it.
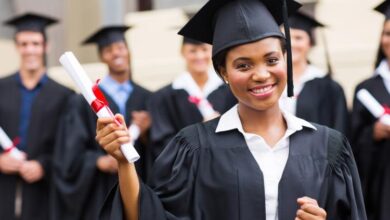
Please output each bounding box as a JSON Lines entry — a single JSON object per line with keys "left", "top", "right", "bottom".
{"left": 198, "top": 99, "right": 217, "bottom": 119}
{"left": 0, "top": 127, "right": 24, "bottom": 160}
{"left": 128, "top": 124, "right": 141, "bottom": 145}
{"left": 59, "top": 52, "right": 139, "bottom": 163}
{"left": 357, "top": 89, "right": 390, "bottom": 126}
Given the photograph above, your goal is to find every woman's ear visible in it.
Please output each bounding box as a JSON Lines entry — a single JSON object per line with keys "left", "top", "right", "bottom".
{"left": 219, "top": 67, "right": 229, "bottom": 84}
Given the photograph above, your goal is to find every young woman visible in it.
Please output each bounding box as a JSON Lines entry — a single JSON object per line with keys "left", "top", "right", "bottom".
{"left": 96, "top": 0, "right": 366, "bottom": 219}
{"left": 279, "top": 10, "right": 349, "bottom": 135}
{"left": 351, "top": 1, "right": 390, "bottom": 219}
{"left": 148, "top": 37, "right": 236, "bottom": 160}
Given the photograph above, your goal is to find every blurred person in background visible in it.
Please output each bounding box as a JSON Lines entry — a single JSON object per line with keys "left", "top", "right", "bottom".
{"left": 148, "top": 36, "right": 237, "bottom": 162}
{"left": 51, "top": 26, "right": 152, "bottom": 220}
{"left": 0, "top": 13, "right": 73, "bottom": 220}
{"left": 351, "top": 1, "right": 390, "bottom": 219}
{"left": 279, "top": 10, "right": 349, "bottom": 135}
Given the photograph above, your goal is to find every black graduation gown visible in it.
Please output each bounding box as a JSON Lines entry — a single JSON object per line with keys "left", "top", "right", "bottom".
{"left": 0, "top": 73, "right": 73, "bottom": 220}
{"left": 51, "top": 82, "right": 151, "bottom": 220}
{"left": 296, "top": 75, "right": 350, "bottom": 136}
{"left": 148, "top": 84, "right": 236, "bottom": 160}
{"left": 351, "top": 75, "right": 390, "bottom": 220}
{"left": 100, "top": 118, "right": 366, "bottom": 220}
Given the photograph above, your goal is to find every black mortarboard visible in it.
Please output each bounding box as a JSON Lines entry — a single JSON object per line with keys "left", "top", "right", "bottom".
{"left": 180, "top": 10, "right": 205, "bottom": 45}
{"left": 4, "top": 12, "right": 58, "bottom": 34}
{"left": 289, "top": 10, "right": 325, "bottom": 39}
{"left": 82, "top": 25, "right": 131, "bottom": 49}
{"left": 375, "top": 0, "right": 390, "bottom": 19}
{"left": 178, "top": 0, "right": 301, "bottom": 97}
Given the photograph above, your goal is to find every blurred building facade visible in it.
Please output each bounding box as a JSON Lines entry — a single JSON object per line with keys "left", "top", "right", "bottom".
{"left": 0, "top": 0, "right": 385, "bottom": 105}
{"left": 0, "top": 0, "right": 318, "bottom": 69}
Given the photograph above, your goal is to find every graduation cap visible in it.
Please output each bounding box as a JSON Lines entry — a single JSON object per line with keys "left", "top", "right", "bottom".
{"left": 4, "top": 12, "right": 58, "bottom": 34}
{"left": 82, "top": 25, "right": 131, "bottom": 49}
{"left": 288, "top": 10, "right": 333, "bottom": 74}
{"left": 375, "top": 0, "right": 390, "bottom": 19}
{"left": 178, "top": 9, "right": 205, "bottom": 45}
{"left": 289, "top": 10, "right": 325, "bottom": 43}
{"left": 178, "top": 0, "right": 301, "bottom": 97}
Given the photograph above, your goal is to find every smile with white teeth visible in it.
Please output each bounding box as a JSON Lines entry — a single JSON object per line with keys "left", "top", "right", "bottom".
{"left": 113, "top": 58, "right": 124, "bottom": 65}
{"left": 250, "top": 85, "right": 273, "bottom": 94}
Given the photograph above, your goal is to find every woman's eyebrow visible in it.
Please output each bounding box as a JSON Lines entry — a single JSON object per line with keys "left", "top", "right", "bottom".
{"left": 263, "top": 51, "right": 279, "bottom": 57}
{"left": 232, "top": 57, "right": 251, "bottom": 63}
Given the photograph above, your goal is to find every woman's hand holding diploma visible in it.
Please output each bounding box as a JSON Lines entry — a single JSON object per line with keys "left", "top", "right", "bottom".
{"left": 96, "top": 114, "right": 139, "bottom": 220}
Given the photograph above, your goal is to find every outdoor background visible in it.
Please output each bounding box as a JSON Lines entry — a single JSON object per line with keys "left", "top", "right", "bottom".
{"left": 0, "top": 0, "right": 384, "bottom": 106}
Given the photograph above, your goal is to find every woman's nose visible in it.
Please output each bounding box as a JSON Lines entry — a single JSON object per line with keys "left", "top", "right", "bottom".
{"left": 251, "top": 67, "right": 271, "bottom": 81}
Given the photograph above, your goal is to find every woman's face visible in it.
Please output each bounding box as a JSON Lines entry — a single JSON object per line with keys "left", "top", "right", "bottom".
{"left": 381, "top": 20, "right": 390, "bottom": 58}
{"left": 221, "top": 37, "right": 287, "bottom": 112}
{"left": 290, "top": 28, "right": 311, "bottom": 64}
{"left": 181, "top": 43, "right": 212, "bottom": 75}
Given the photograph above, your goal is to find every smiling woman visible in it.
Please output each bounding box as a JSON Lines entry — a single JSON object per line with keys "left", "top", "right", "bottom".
{"left": 96, "top": 0, "right": 367, "bottom": 220}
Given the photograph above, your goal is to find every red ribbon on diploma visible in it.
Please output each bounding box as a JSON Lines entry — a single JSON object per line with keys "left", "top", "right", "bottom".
{"left": 4, "top": 137, "right": 20, "bottom": 153}
{"left": 188, "top": 96, "right": 201, "bottom": 106}
{"left": 91, "top": 80, "right": 109, "bottom": 113}
{"left": 91, "top": 80, "right": 122, "bottom": 126}
{"left": 188, "top": 96, "right": 214, "bottom": 109}
{"left": 383, "top": 105, "right": 390, "bottom": 115}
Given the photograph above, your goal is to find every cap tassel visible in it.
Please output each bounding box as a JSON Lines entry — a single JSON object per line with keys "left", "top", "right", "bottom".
{"left": 282, "top": 0, "right": 294, "bottom": 97}
{"left": 320, "top": 29, "right": 333, "bottom": 77}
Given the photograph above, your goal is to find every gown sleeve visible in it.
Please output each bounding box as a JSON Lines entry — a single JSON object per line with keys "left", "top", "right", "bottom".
{"left": 329, "top": 81, "right": 350, "bottom": 136}
{"left": 323, "top": 128, "right": 367, "bottom": 220}
{"left": 148, "top": 89, "right": 179, "bottom": 161}
{"left": 100, "top": 129, "right": 200, "bottom": 220}
{"left": 350, "top": 86, "right": 377, "bottom": 154}
{"left": 52, "top": 95, "right": 106, "bottom": 218}
{"left": 350, "top": 85, "right": 380, "bottom": 196}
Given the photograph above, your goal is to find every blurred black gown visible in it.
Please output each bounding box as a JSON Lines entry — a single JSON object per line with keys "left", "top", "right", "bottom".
{"left": 0, "top": 73, "right": 72, "bottom": 220}
{"left": 351, "top": 74, "right": 390, "bottom": 220}
{"left": 149, "top": 83, "right": 236, "bottom": 161}
{"left": 51, "top": 83, "right": 151, "bottom": 220}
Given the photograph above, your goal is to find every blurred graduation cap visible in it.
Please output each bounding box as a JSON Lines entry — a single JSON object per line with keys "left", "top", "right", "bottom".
{"left": 374, "top": 0, "right": 390, "bottom": 19}
{"left": 82, "top": 25, "right": 131, "bottom": 50}
{"left": 178, "top": 0, "right": 301, "bottom": 97}
{"left": 4, "top": 12, "right": 58, "bottom": 34}
{"left": 289, "top": 10, "right": 325, "bottom": 44}
{"left": 289, "top": 10, "right": 333, "bottom": 75}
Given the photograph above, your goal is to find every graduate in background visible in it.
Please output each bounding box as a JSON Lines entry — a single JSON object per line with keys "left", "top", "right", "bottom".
{"left": 96, "top": 0, "right": 366, "bottom": 219}
{"left": 148, "top": 36, "right": 236, "bottom": 161}
{"left": 279, "top": 10, "right": 349, "bottom": 135}
{"left": 51, "top": 26, "right": 151, "bottom": 220}
{"left": 0, "top": 13, "right": 73, "bottom": 220}
{"left": 351, "top": 1, "right": 390, "bottom": 219}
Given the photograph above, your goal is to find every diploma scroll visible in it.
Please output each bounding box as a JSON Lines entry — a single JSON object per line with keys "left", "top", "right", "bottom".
{"left": 59, "top": 52, "right": 140, "bottom": 163}
{"left": 188, "top": 96, "right": 218, "bottom": 120}
{"left": 357, "top": 89, "right": 390, "bottom": 126}
{"left": 0, "top": 127, "right": 24, "bottom": 160}
{"left": 199, "top": 99, "right": 217, "bottom": 119}
{"left": 128, "top": 124, "right": 140, "bottom": 145}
